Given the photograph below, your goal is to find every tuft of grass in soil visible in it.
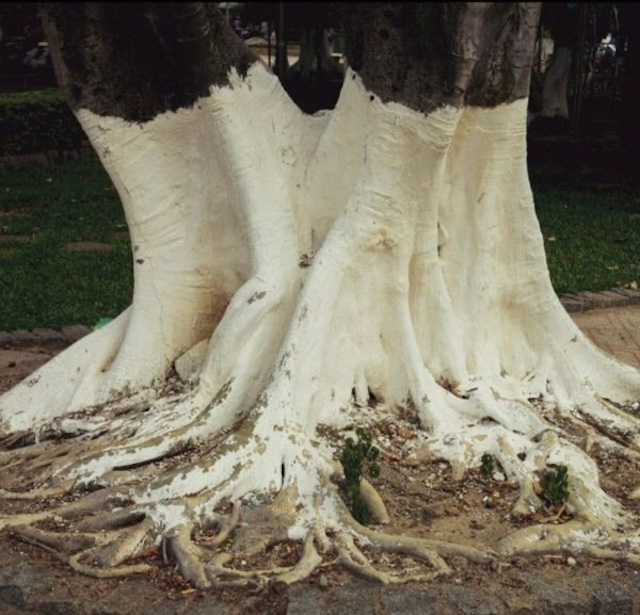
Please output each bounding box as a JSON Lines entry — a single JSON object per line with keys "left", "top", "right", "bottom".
{"left": 479, "top": 453, "right": 497, "bottom": 480}
{"left": 0, "top": 156, "right": 132, "bottom": 330}
{"left": 339, "top": 427, "right": 381, "bottom": 525}
{"left": 539, "top": 464, "right": 570, "bottom": 507}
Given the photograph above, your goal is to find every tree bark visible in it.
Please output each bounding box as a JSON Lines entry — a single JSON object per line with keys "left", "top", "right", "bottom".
{"left": 40, "top": 2, "right": 258, "bottom": 121}
{"left": 2, "top": 2, "right": 640, "bottom": 589}
{"left": 539, "top": 45, "right": 572, "bottom": 118}
{"left": 343, "top": 3, "right": 539, "bottom": 113}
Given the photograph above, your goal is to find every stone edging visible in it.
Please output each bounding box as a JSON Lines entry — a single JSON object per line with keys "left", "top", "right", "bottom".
{"left": 0, "top": 324, "right": 91, "bottom": 349}
{"left": 559, "top": 287, "right": 640, "bottom": 313}
{"left": 0, "top": 146, "right": 94, "bottom": 172}
{"left": 1, "top": 288, "right": 640, "bottom": 349}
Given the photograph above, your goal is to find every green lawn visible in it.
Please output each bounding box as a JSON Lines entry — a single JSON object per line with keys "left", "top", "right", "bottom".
{"left": 0, "top": 155, "right": 639, "bottom": 330}
{"left": 0, "top": 157, "right": 132, "bottom": 330}
{"left": 530, "top": 167, "right": 640, "bottom": 295}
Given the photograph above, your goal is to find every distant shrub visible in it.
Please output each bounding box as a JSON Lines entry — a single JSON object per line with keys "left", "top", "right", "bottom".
{"left": 0, "top": 89, "right": 87, "bottom": 156}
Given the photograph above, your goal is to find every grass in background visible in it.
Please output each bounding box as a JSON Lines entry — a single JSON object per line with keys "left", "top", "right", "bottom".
{"left": 0, "top": 156, "right": 639, "bottom": 331}
{"left": 0, "top": 157, "right": 132, "bottom": 330}
{"left": 531, "top": 167, "right": 640, "bottom": 295}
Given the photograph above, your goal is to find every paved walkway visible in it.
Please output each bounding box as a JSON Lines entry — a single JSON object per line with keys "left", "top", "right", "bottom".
{"left": 572, "top": 304, "right": 640, "bottom": 369}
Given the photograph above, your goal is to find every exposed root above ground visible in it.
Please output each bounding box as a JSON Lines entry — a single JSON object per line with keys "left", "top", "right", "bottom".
{"left": 3, "top": 380, "right": 640, "bottom": 589}
{"left": 2, "top": 68, "right": 640, "bottom": 589}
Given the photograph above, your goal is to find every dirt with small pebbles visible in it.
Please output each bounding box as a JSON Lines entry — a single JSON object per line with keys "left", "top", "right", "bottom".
{"left": 1, "top": 345, "right": 640, "bottom": 615}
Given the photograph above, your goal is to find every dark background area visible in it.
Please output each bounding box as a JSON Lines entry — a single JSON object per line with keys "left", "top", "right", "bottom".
{"left": 0, "top": 2, "right": 638, "bottom": 185}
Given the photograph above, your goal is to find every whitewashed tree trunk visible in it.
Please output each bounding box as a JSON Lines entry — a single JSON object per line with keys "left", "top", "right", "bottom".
{"left": 540, "top": 46, "right": 572, "bottom": 118}
{"left": 1, "top": 2, "right": 640, "bottom": 588}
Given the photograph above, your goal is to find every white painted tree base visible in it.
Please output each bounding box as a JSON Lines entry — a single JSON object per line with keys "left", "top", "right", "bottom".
{"left": 1, "top": 65, "right": 640, "bottom": 586}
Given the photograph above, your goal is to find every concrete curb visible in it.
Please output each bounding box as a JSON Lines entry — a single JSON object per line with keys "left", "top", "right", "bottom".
{"left": 0, "top": 146, "right": 94, "bottom": 172}
{"left": 1, "top": 288, "right": 639, "bottom": 349}
{"left": 559, "top": 287, "right": 640, "bottom": 313}
{"left": 0, "top": 325, "right": 92, "bottom": 349}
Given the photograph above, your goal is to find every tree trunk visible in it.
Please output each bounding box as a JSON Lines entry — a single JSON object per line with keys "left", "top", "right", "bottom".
{"left": 535, "top": 3, "right": 580, "bottom": 123}
{"left": 539, "top": 45, "right": 572, "bottom": 118}
{"left": 2, "top": 2, "right": 640, "bottom": 588}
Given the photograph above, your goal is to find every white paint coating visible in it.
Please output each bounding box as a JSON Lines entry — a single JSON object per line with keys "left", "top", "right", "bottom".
{"left": 2, "top": 63, "right": 640, "bottom": 566}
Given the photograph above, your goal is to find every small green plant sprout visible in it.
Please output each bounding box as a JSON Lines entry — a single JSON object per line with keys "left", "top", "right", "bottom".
{"left": 479, "top": 453, "right": 496, "bottom": 480}
{"left": 540, "top": 465, "right": 570, "bottom": 507}
{"left": 339, "top": 428, "right": 381, "bottom": 525}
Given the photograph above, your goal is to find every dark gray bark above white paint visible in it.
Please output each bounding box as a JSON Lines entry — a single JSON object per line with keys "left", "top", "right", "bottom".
{"left": 39, "top": 2, "right": 259, "bottom": 122}
{"left": 41, "top": 2, "right": 541, "bottom": 121}
{"left": 344, "top": 2, "right": 541, "bottom": 113}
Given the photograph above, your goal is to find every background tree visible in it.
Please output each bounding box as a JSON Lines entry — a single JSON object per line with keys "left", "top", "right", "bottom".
{"left": 242, "top": 1, "right": 344, "bottom": 112}
{"left": 533, "top": 3, "right": 623, "bottom": 129}
{"left": 0, "top": 2, "right": 56, "bottom": 90}
{"left": 536, "top": 2, "right": 580, "bottom": 120}
{"left": 1, "top": 2, "right": 640, "bottom": 589}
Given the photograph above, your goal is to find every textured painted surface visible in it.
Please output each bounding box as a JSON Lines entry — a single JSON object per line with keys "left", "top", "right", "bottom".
{"left": 1, "top": 59, "right": 640, "bottom": 585}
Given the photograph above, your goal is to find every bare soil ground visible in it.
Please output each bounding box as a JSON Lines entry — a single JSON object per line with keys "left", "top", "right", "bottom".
{"left": 2, "top": 346, "right": 640, "bottom": 614}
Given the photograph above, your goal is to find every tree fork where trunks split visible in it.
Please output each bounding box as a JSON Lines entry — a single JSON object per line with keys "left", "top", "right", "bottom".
{"left": 2, "top": 2, "right": 640, "bottom": 588}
